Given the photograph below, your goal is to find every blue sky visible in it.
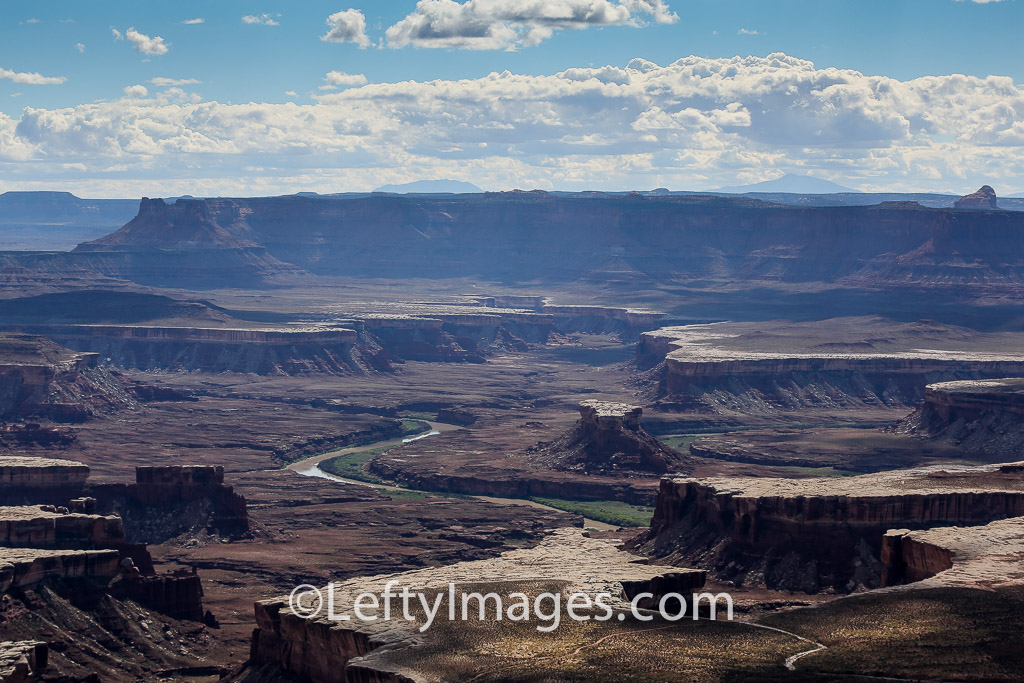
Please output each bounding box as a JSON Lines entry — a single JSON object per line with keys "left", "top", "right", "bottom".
{"left": 1, "top": 1, "right": 1023, "bottom": 196}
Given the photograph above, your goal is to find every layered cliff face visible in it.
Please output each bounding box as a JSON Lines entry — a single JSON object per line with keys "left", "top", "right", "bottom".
{"left": 0, "top": 291, "right": 579, "bottom": 374}
{"left": 527, "top": 401, "right": 691, "bottom": 475}
{"left": 893, "top": 378, "right": 1024, "bottom": 460}
{"left": 882, "top": 513, "right": 1024, "bottom": 588}
{"left": 629, "top": 462, "right": 1024, "bottom": 593}
{"left": 638, "top": 319, "right": 1024, "bottom": 412}
{"left": 59, "top": 193, "right": 1024, "bottom": 290}
{"left": 0, "top": 333, "right": 138, "bottom": 422}
{"left": 0, "top": 457, "right": 244, "bottom": 679}
{"left": 0, "top": 456, "right": 89, "bottom": 504}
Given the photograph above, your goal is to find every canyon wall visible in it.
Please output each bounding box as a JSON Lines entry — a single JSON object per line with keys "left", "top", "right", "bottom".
{"left": 74, "top": 194, "right": 1024, "bottom": 284}
{"left": 894, "top": 379, "right": 1024, "bottom": 459}
{"left": 630, "top": 464, "right": 1024, "bottom": 592}
{"left": 639, "top": 325, "right": 1024, "bottom": 411}
{"left": 881, "top": 513, "right": 1024, "bottom": 589}
{"left": 0, "top": 333, "right": 136, "bottom": 422}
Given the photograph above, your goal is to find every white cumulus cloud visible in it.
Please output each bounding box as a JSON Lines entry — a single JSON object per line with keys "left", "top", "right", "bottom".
{"left": 242, "top": 13, "right": 281, "bottom": 26}
{"left": 386, "top": 0, "right": 678, "bottom": 50}
{"left": 0, "top": 66, "right": 66, "bottom": 85}
{"left": 4, "top": 53, "right": 1024, "bottom": 195}
{"left": 321, "top": 9, "right": 371, "bottom": 47}
{"left": 182, "top": 18, "right": 205, "bottom": 24}
{"left": 123, "top": 84, "right": 149, "bottom": 98}
{"left": 321, "top": 70, "right": 368, "bottom": 89}
{"left": 112, "top": 27, "right": 170, "bottom": 55}
{"left": 150, "top": 77, "right": 201, "bottom": 87}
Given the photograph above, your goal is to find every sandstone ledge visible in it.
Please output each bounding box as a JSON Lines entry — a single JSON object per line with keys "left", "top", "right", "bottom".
{"left": 883, "top": 517, "right": 1024, "bottom": 589}
{"left": 251, "top": 529, "right": 705, "bottom": 683}
{"left": 0, "top": 547, "right": 121, "bottom": 592}
{"left": 632, "top": 462, "right": 1024, "bottom": 592}
{"left": 0, "top": 506, "right": 125, "bottom": 547}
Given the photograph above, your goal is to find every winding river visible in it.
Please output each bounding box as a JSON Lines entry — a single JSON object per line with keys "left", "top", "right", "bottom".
{"left": 286, "top": 421, "right": 615, "bottom": 531}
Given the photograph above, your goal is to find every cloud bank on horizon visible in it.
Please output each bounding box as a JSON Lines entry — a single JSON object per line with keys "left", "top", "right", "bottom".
{"left": 0, "top": 0, "right": 1020, "bottom": 196}
{"left": 3, "top": 53, "right": 1023, "bottom": 196}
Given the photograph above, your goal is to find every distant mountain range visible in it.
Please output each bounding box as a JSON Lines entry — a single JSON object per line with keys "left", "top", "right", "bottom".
{"left": 714, "top": 173, "right": 858, "bottom": 194}
{"left": 372, "top": 180, "right": 483, "bottom": 194}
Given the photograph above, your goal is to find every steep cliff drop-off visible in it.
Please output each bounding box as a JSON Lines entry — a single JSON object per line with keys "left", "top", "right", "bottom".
{"left": 55, "top": 193, "right": 1024, "bottom": 292}
{"left": 245, "top": 529, "right": 705, "bottom": 683}
{"left": 881, "top": 512, "right": 1024, "bottom": 588}
{"left": 629, "top": 462, "right": 1024, "bottom": 593}
{"left": 0, "top": 457, "right": 250, "bottom": 680}
{"left": 0, "top": 333, "right": 138, "bottom": 423}
{"left": 893, "top": 378, "right": 1024, "bottom": 460}
{"left": 638, "top": 318, "right": 1024, "bottom": 413}
{"left": 0, "top": 291, "right": 586, "bottom": 374}
{"left": 527, "top": 401, "right": 692, "bottom": 475}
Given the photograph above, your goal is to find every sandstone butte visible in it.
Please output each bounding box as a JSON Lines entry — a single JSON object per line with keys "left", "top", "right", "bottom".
{"left": 953, "top": 184, "right": 999, "bottom": 210}
{"left": 527, "top": 400, "right": 691, "bottom": 475}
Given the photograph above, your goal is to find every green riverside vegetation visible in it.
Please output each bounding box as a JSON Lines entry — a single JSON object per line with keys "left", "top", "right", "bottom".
{"left": 527, "top": 497, "right": 655, "bottom": 527}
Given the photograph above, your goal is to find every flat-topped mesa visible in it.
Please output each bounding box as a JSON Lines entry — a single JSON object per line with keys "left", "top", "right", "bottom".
{"left": 50, "top": 193, "right": 1024, "bottom": 292}
{"left": 0, "top": 457, "right": 246, "bottom": 632}
{"left": 628, "top": 462, "right": 1024, "bottom": 593}
{"left": 954, "top": 185, "right": 998, "bottom": 210}
{"left": 527, "top": 400, "right": 690, "bottom": 476}
{"left": 893, "top": 379, "right": 1024, "bottom": 460}
{"left": 21, "top": 324, "right": 364, "bottom": 375}
{"left": 135, "top": 464, "right": 225, "bottom": 486}
{"left": 21, "top": 324, "right": 358, "bottom": 344}
{"left": 637, "top": 320, "right": 1024, "bottom": 411}
{"left": 0, "top": 457, "right": 89, "bottom": 505}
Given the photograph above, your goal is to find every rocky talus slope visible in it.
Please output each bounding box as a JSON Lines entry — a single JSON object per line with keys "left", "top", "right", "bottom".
{"left": 0, "top": 333, "right": 137, "bottom": 422}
